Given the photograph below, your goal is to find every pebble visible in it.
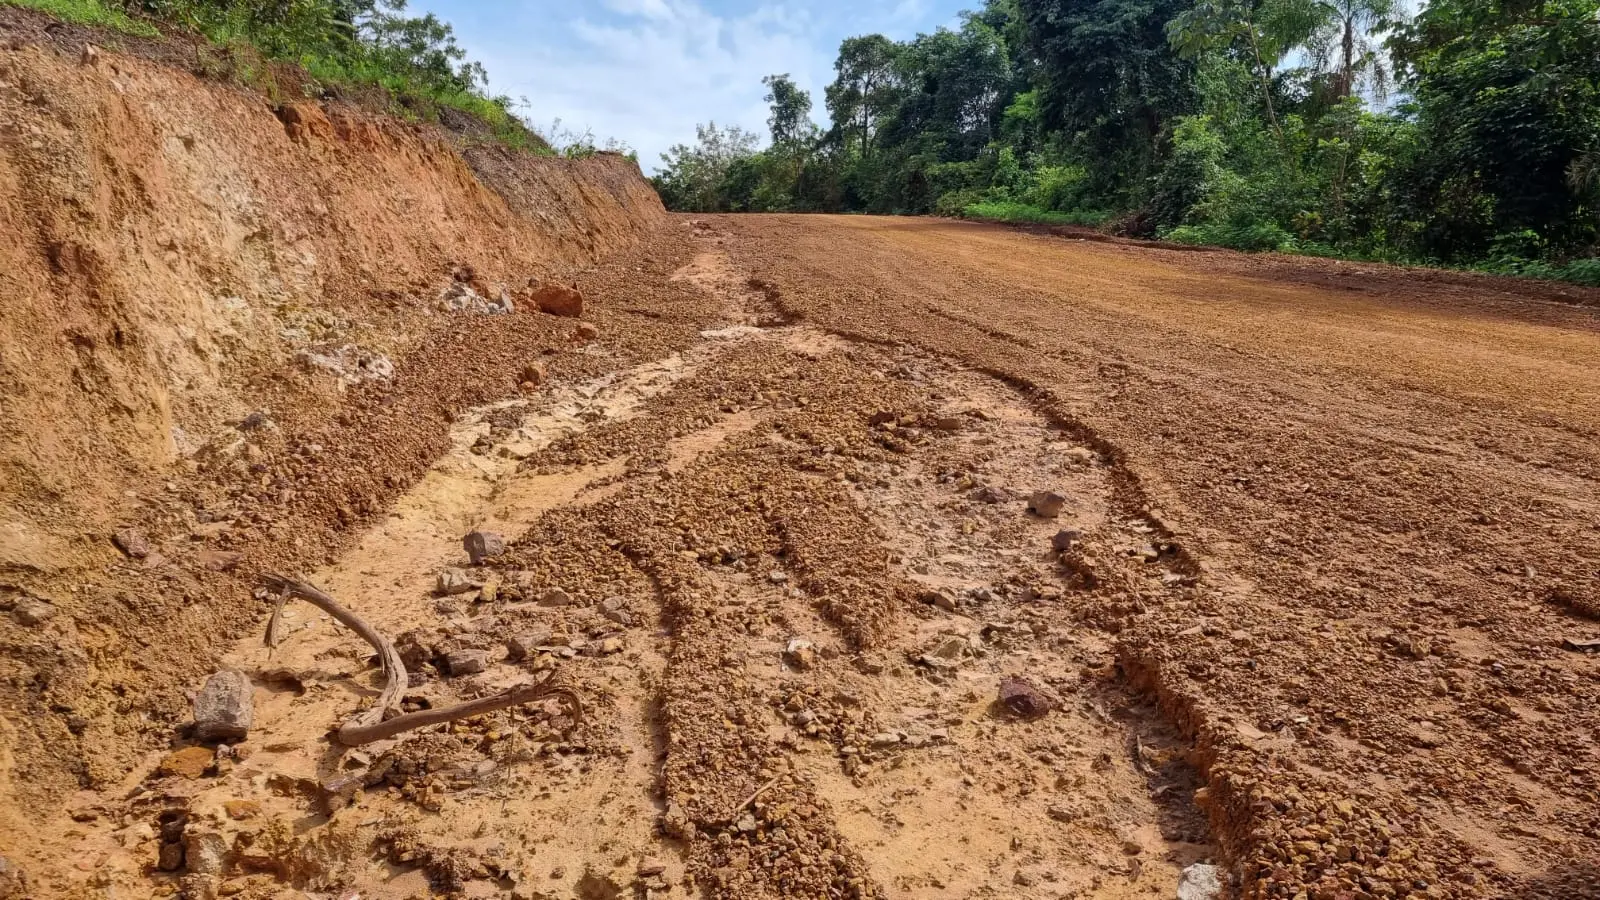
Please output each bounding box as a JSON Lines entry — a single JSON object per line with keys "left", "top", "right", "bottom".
{"left": 193, "top": 671, "right": 253, "bottom": 742}
{"left": 637, "top": 858, "right": 667, "bottom": 877}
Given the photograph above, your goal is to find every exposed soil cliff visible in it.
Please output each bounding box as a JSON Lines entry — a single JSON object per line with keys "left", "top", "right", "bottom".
{"left": 0, "top": 11, "right": 665, "bottom": 875}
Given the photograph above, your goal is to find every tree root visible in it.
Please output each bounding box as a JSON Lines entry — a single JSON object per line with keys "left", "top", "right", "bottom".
{"left": 262, "top": 574, "right": 582, "bottom": 746}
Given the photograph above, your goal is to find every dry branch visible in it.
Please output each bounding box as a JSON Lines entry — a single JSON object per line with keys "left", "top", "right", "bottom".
{"left": 262, "top": 574, "right": 581, "bottom": 746}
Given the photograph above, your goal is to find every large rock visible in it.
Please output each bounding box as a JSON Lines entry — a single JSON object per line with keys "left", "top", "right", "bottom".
{"left": 446, "top": 649, "right": 489, "bottom": 675}
{"left": 193, "top": 671, "right": 254, "bottom": 742}
{"left": 1027, "top": 491, "right": 1067, "bottom": 518}
{"left": 463, "top": 530, "right": 505, "bottom": 565}
{"left": 436, "top": 568, "right": 479, "bottom": 596}
{"left": 1177, "top": 863, "right": 1223, "bottom": 900}
{"left": 998, "top": 676, "right": 1054, "bottom": 720}
{"left": 530, "top": 283, "right": 585, "bottom": 318}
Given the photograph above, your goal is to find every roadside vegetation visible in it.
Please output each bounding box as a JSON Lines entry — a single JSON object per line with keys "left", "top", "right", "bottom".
{"left": 653, "top": 0, "right": 1600, "bottom": 285}
{"left": 0, "top": 0, "right": 633, "bottom": 156}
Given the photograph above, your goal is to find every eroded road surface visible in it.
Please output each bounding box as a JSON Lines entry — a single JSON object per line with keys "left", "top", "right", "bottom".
{"left": 34, "top": 216, "right": 1600, "bottom": 900}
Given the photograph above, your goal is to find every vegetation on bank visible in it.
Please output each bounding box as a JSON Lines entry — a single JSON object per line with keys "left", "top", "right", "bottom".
{"left": 2, "top": 0, "right": 630, "bottom": 157}
{"left": 653, "top": 0, "right": 1600, "bottom": 286}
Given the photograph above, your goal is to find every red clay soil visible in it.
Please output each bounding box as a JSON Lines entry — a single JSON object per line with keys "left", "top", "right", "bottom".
{"left": 719, "top": 214, "right": 1600, "bottom": 900}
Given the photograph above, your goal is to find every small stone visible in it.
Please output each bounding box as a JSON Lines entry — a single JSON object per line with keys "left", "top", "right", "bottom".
{"left": 1027, "top": 491, "right": 1067, "bottom": 518}
{"left": 530, "top": 283, "right": 585, "bottom": 318}
{"left": 998, "top": 677, "right": 1054, "bottom": 720}
{"left": 158, "top": 746, "right": 215, "bottom": 779}
{"left": 574, "top": 322, "right": 599, "bottom": 341}
{"left": 736, "top": 813, "right": 758, "bottom": 833}
{"left": 539, "top": 588, "right": 575, "bottom": 607}
{"left": 637, "top": 858, "right": 667, "bottom": 878}
{"left": 784, "top": 638, "right": 817, "bottom": 671}
{"left": 114, "top": 528, "right": 151, "bottom": 559}
{"left": 599, "top": 597, "right": 634, "bottom": 626}
{"left": 193, "top": 671, "right": 253, "bottom": 742}
{"left": 1121, "top": 838, "right": 1143, "bottom": 855}
{"left": 1177, "top": 863, "right": 1223, "bottom": 900}
{"left": 870, "top": 732, "right": 902, "bottom": 748}
{"left": 868, "top": 411, "right": 897, "bottom": 427}
{"left": 13, "top": 598, "right": 58, "bottom": 626}
{"left": 222, "top": 800, "right": 260, "bottom": 820}
{"left": 1047, "top": 805, "right": 1076, "bottom": 822}
{"left": 931, "top": 416, "right": 963, "bottom": 432}
{"left": 446, "top": 649, "right": 489, "bottom": 675}
{"left": 768, "top": 570, "right": 789, "bottom": 584}
{"left": 463, "top": 530, "right": 506, "bottom": 565}
{"left": 436, "top": 569, "right": 478, "bottom": 596}
{"left": 971, "top": 485, "right": 1008, "bottom": 504}
{"left": 520, "top": 362, "right": 547, "bottom": 388}
{"left": 1051, "top": 529, "right": 1082, "bottom": 552}
{"left": 1013, "top": 870, "right": 1037, "bottom": 887}
{"left": 197, "top": 549, "right": 244, "bottom": 571}
{"left": 183, "top": 829, "right": 228, "bottom": 876}
{"left": 506, "top": 629, "right": 554, "bottom": 660}
{"left": 157, "top": 841, "right": 184, "bottom": 872}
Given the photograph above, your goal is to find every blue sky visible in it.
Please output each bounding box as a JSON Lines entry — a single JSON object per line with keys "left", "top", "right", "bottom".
{"left": 408, "top": 0, "right": 970, "bottom": 170}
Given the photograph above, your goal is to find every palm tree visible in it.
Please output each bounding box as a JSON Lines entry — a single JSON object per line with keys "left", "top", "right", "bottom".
{"left": 1306, "top": 0, "right": 1403, "bottom": 103}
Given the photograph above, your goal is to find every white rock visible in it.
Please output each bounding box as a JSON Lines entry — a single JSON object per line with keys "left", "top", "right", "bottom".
{"left": 1177, "top": 863, "right": 1223, "bottom": 900}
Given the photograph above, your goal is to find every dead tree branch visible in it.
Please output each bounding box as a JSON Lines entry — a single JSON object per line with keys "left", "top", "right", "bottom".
{"left": 261, "top": 574, "right": 581, "bottom": 746}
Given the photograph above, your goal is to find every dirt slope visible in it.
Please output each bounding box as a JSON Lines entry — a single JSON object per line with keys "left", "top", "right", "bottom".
{"left": 0, "top": 20, "right": 666, "bottom": 885}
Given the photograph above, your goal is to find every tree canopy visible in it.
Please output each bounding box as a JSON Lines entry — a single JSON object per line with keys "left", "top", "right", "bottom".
{"left": 653, "top": 0, "right": 1600, "bottom": 283}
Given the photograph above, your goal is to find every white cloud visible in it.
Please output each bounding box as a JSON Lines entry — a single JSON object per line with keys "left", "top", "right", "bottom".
{"left": 422, "top": 0, "right": 963, "bottom": 173}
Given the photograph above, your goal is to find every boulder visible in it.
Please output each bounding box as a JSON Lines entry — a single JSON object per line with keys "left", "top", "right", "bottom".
{"left": 530, "top": 283, "right": 585, "bottom": 318}
{"left": 463, "top": 530, "right": 506, "bottom": 565}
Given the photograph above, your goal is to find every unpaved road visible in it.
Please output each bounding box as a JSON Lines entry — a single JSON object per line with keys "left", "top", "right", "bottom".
{"left": 18, "top": 216, "right": 1600, "bottom": 900}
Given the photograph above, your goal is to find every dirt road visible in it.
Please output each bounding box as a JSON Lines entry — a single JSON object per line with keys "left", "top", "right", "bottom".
{"left": 16, "top": 215, "right": 1600, "bottom": 900}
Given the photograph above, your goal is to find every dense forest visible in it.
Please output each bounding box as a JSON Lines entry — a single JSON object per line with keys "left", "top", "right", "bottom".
{"left": 652, "top": 0, "right": 1600, "bottom": 282}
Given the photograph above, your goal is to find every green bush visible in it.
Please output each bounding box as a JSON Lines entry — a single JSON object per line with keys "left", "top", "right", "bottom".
{"left": 1164, "top": 221, "right": 1294, "bottom": 251}
{"left": 962, "top": 201, "right": 1112, "bottom": 227}
{"left": 4, "top": 0, "right": 157, "bottom": 35}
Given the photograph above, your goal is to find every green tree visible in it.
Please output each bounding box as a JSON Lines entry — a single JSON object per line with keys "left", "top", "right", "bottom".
{"left": 762, "top": 74, "right": 816, "bottom": 148}
{"left": 824, "top": 35, "right": 900, "bottom": 157}
{"left": 1388, "top": 0, "right": 1600, "bottom": 258}
{"left": 1017, "top": 0, "right": 1199, "bottom": 203}
{"left": 651, "top": 122, "right": 762, "bottom": 212}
